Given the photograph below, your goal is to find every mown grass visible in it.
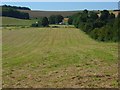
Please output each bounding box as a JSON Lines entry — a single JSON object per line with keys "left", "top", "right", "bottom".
{"left": 2, "top": 27, "right": 118, "bottom": 88}
{"left": 1, "top": 17, "right": 38, "bottom": 26}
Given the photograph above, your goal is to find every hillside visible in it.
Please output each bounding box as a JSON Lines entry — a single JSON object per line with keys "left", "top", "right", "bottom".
{"left": 3, "top": 27, "right": 118, "bottom": 88}
{"left": 18, "top": 10, "right": 80, "bottom": 18}
{"left": 17, "top": 10, "right": 120, "bottom": 18}
{"left": 1, "top": 17, "right": 37, "bottom": 26}
{"left": 0, "top": 5, "right": 80, "bottom": 18}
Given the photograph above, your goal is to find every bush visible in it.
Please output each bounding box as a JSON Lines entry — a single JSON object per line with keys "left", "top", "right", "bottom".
{"left": 83, "top": 23, "right": 93, "bottom": 33}
{"left": 90, "top": 28, "right": 99, "bottom": 39}
{"left": 51, "top": 26, "right": 59, "bottom": 28}
{"left": 31, "top": 23, "right": 38, "bottom": 27}
{"left": 21, "top": 26, "right": 25, "bottom": 28}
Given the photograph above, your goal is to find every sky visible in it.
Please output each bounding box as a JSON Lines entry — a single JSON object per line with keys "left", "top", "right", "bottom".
{"left": 0, "top": 2, "right": 118, "bottom": 11}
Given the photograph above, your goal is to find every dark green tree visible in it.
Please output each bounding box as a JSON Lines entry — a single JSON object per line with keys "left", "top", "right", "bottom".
{"left": 89, "top": 11, "right": 98, "bottom": 20}
{"left": 55, "top": 15, "right": 63, "bottom": 24}
{"left": 83, "top": 23, "right": 93, "bottom": 33}
{"left": 41, "top": 17, "right": 49, "bottom": 27}
{"left": 117, "top": 13, "right": 120, "bottom": 18}
{"left": 68, "top": 16, "right": 73, "bottom": 25}
{"left": 83, "top": 9, "right": 88, "bottom": 14}
{"left": 49, "top": 15, "right": 56, "bottom": 24}
{"left": 100, "top": 10, "right": 110, "bottom": 21}
{"left": 109, "top": 13, "right": 115, "bottom": 20}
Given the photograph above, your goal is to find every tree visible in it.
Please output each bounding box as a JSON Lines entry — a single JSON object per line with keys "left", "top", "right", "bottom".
{"left": 93, "top": 20, "right": 105, "bottom": 28}
{"left": 73, "top": 15, "right": 81, "bottom": 28}
{"left": 81, "top": 9, "right": 89, "bottom": 22}
{"left": 100, "top": 10, "right": 110, "bottom": 21}
{"left": 112, "top": 18, "right": 119, "bottom": 41}
{"left": 68, "top": 16, "right": 73, "bottom": 25}
{"left": 41, "top": 17, "right": 49, "bottom": 27}
{"left": 117, "top": 13, "right": 120, "bottom": 18}
{"left": 49, "top": 15, "right": 64, "bottom": 24}
{"left": 109, "top": 13, "right": 115, "bottom": 20}
{"left": 83, "top": 9, "right": 88, "bottom": 14}
{"left": 83, "top": 23, "right": 93, "bottom": 33}
{"left": 89, "top": 11, "right": 98, "bottom": 20}
{"left": 55, "top": 15, "right": 63, "bottom": 24}
{"left": 49, "top": 15, "right": 56, "bottom": 24}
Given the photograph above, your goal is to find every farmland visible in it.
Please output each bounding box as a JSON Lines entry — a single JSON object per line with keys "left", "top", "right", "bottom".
{"left": 1, "top": 17, "right": 38, "bottom": 26}
{"left": 18, "top": 10, "right": 80, "bottom": 18}
{"left": 2, "top": 26, "right": 118, "bottom": 88}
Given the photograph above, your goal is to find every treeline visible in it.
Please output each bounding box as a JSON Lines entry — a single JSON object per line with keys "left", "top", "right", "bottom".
{"left": 69, "top": 10, "right": 119, "bottom": 42}
{"left": 31, "top": 15, "right": 64, "bottom": 27}
{"left": 1, "top": 6, "right": 29, "bottom": 19}
{"left": 2, "top": 5, "right": 31, "bottom": 10}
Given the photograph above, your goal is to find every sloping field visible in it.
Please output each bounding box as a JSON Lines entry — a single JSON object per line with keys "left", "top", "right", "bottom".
{"left": 1, "top": 17, "right": 37, "bottom": 26}
{"left": 2, "top": 27, "right": 118, "bottom": 88}
{"left": 18, "top": 10, "right": 79, "bottom": 18}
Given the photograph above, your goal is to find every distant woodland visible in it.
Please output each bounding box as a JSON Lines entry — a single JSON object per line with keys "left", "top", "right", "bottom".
{"left": 1, "top": 5, "right": 30, "bottom": 19}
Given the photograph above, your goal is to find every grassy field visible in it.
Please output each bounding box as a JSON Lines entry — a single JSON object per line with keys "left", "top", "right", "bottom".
{"left": 2, "top": 26, "right": 118, "bottom": 88}
{"left": 1, "top": 17, "right": 37, "bottom": 26}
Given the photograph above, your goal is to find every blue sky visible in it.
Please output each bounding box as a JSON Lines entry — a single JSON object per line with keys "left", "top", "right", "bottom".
{"left": 0, "top": 2, "right": 118, "bottom": 11}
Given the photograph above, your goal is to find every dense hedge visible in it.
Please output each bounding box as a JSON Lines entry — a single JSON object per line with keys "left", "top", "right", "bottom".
{"left": 70, "top": 10, "right": 119, "bottom": 42}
